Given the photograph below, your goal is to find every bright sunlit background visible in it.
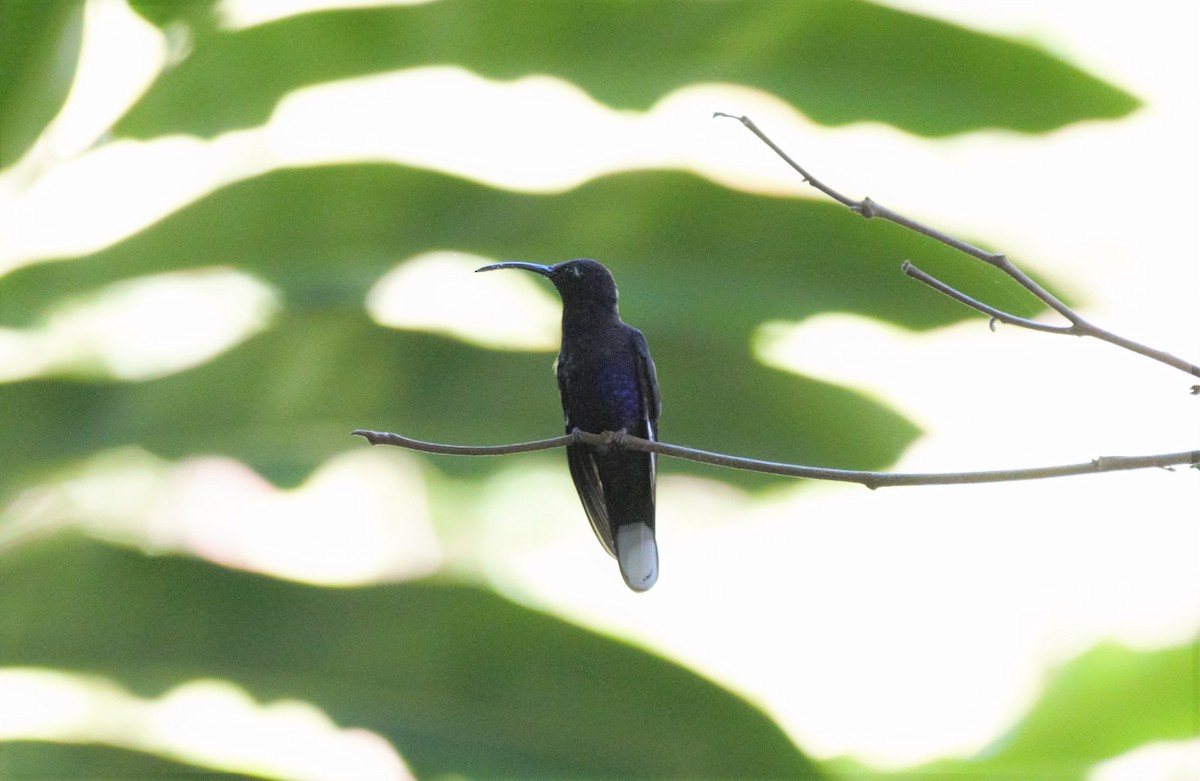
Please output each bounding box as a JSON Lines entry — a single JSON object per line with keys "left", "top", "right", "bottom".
{"left": 1, "top": 1, "right": 1197, "bottom": 779}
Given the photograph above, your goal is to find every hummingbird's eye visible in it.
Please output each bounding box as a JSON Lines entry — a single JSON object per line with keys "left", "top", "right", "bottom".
{"left": 568, "top": 265, "right": 581, "bottom": 277}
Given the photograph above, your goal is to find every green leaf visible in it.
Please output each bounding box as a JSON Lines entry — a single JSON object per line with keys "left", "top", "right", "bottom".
{"left": 0, "top": 535, "right": 821, "bottom": 779}
{"left": 115, "top": 0, "right": 1138, "bottom": 140}
{"left": 983, "top": 642, "right": 1198, "bottom": 768}
{"left": 0, "top": 1, "right": 83, "bottom": 167}
{"left": 0, "top": 741, "right": 263, "bottom": 780}
{"left": 1, "top": 167, "right": 1033, "bottom": 331}
{"left": 826, "top": 640, "right": 1200, "bottom": 780}
{"left": 126, "top": 0, "right": 212, "bottom": 29}
{"left": 2, "top": 165, "right": 1041, "bottom": 493}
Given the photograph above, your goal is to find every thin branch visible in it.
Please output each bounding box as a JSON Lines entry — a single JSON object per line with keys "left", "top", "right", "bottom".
{"left": 352, "top": 429, "right": 573, "bottom": 455}
{"left": 713, "top": 112, "right": 1200, "bottom": 379}
{"left": 901, "top": 260, "right": 1071, "bottom": 334}
{"left": 353, "top": 429, "right": 1198, "bottom": 490}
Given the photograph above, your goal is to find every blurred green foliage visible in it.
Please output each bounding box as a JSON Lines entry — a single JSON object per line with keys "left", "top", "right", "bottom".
{"left": 0, "top": 1, "right": 82, "bottom": 166}
{"left": 119, "top": 0, "right": 1138, "bottom": 138}
{"left": 827, "top": 640, "right": 1200, "bottom": 779}
{"left": 0, "top": 742, "right": 263, "bottom": 780}
{"left": 0, "top": 535, "right": 816, "bottom": 778}
{"left": 1, "top": 1, "right": 1188, "bottom": 779}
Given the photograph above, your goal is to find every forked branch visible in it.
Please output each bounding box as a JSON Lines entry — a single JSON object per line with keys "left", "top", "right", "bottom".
{"left": 713, "top": 112, "right": 1200, "bottom": 379}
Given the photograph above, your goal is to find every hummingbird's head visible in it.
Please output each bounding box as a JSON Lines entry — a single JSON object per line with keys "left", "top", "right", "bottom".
{"left": 476, "top": 258, "right": 619, "bottom": 311}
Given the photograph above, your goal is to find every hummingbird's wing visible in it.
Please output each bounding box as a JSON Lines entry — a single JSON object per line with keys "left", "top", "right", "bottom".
{"left": 558, "top": 357, "right": 617, "bottom": 557}
{"left": 631, "top": 328, "right": 660, "bottom": 439}
{"left": 608, "top": 327, "right": 659, "bottom": 592}
{"left": 566, "top": 444, "right": 617, "bottom": 557}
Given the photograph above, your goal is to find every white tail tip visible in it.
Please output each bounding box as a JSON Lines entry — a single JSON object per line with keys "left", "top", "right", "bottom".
{"left": 616, "top": 523, "right": 658, "bottom": 592}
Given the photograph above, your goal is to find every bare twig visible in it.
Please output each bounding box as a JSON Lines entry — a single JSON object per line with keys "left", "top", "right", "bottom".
{"left": 353, "top": 429, "right": 574, "bottom": 455}
{"left": 899, "top": 260, "right": 1071, "bottom": 334}
{"left": 713, "top": 112, "right": 1200, "bottom": 379}
{"left": 353, "top": 429, "right": 1198, "bottom": 490}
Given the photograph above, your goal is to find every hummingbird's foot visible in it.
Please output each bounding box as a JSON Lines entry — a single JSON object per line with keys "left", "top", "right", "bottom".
{"left": 594, "top": 429, "right": 628, "bottom": 454}
{"left": 568, "top": 428, "right": 630, "bottom": 452}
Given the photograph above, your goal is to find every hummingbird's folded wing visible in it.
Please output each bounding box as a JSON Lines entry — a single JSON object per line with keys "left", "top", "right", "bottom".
{"left": 566, "top": 444, "right": 617, "bottom": 557}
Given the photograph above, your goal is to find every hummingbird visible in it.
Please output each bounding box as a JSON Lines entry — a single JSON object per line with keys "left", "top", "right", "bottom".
{"left": 476, "top": 259, "right": 661, "bottom": 591}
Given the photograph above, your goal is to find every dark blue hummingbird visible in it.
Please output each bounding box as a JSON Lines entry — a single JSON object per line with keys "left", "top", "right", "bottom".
{"left": 476, "top": 259, "right": 661, "bottom": 591}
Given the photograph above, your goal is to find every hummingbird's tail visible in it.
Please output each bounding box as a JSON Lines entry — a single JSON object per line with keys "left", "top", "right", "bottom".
{"left": 616, "top": 522, "right": 658, "bottom": 592}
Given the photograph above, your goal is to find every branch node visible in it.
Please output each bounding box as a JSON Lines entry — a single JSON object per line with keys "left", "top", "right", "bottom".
{"left": 853, "top": 197, "right": 880, "bottom": 219}
{"left": 351, "top": 429, "right": 379, "bottom": 445}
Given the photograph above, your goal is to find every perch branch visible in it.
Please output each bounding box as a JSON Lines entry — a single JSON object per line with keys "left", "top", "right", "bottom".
{"left": 352, "top": 429, "right": 1198, "bottom": 490}
{"left": 713, "top": 112, "right": 1200, "bottom": 379}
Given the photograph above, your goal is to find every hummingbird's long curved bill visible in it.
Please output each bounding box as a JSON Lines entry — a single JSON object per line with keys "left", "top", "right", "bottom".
{"left": 476, "top": 262, "right": 553, "bottom": 276}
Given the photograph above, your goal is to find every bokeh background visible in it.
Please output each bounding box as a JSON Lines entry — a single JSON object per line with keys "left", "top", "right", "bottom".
{"left": 1, "top": 1, "right": 1198, "bottom": 779}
